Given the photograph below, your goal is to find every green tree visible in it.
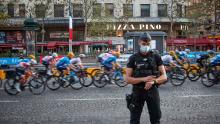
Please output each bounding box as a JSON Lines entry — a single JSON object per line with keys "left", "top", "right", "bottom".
{"left": 0, "top": 1, "right": 11, "bottom": 25}
{"left": 33, "top": 0, "right": 54, "bottom": 43}
{"left": 186, "top": 0, "right": 218, "bottom": 35}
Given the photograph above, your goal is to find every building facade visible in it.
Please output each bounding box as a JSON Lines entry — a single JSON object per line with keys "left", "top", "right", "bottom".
{"left": 169, "top": 0, "right": 220, "bottom": 52}
{"left": 0, "top": 0, "right": 190, "bottom": 55}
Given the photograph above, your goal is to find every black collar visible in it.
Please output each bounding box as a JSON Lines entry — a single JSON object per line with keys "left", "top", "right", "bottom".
{"left": 138, "top": 51, "right": 153, "bottom": 57}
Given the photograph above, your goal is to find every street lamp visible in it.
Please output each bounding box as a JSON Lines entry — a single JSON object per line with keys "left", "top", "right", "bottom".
{"left": 23, "top": 16, "right": 39, "bottom": 56}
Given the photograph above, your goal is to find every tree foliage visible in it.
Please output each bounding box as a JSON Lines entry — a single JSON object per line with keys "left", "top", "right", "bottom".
{"left": 186, "top": 0, "right": 219, "bottom": 36}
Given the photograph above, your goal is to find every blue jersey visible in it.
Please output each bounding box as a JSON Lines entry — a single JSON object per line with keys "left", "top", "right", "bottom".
{"left": 56, "top": 57, "right": 70, "bottom": 68}
{"left": 210, "top": 55, "right": 220, "bottom": 66}
{"left": 102, "top": 56, "right": 117, "bottom": 68}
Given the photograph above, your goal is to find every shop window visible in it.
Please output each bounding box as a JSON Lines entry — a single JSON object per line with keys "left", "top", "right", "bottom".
{"left": 73, "top": 4, "right": 83, "bottom": 17}
{"left": 73, "top": 31, "right": 84, "bottom": 41}
{"left": 123, "top": 4, "right": 133, "bottom": 17}
{"left": 141, "top": 4, "right": 150, "bottom": 17}
{"left": 105, "top": 3, "right": 114, "bottom": 17}
{"left": 158, "top": 4, "right": 167, "bottom": 17}
{"left": 8, "top": 4, "right": 14, "bottom": 17}
{"left": 54, "top": 4, "right": 64, "bottom": 17}
{"left": 19, "top": 4, "right": 25, "bottom": 18}
{"left": 176, "top": 31, "right": 186, "bottom": 38}
{"left": 93, "top": 3, "right": 102, "bottom": 17}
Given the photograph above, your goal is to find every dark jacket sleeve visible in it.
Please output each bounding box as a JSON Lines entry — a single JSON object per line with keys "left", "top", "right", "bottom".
{"left": 127, "top": 55, "right": 135, "bottom": 68}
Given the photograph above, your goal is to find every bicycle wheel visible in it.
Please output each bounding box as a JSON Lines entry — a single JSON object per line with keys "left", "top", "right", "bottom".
{"left": 79, "top": 72, "right": 94, "bottom": 87}
{"left": 4, "top": 79, "right": 19, "bottom": 95}
{"left": 69, "top": 76, "right": 83, "bottom": 90}
{"left": 201, "top": 72, "right": 215, "bottom": 87}
{"left": 113, "top": 71, "right": 127, "bottom": 87}
{"left": 93, "top": 73, "right": 108, "bottom": 88}
{"left": 93, "top": 70, "right": 103, "bottom": 82}
{"left": 187, "top": 68, "right": 201, "bottom": 81}
{"left": 46, "top": 76, "right": 61, "bottom": 91}
{"left": 29, "top": 77, "right": 46, "bottom": 95}
{"left": 170, "top": 67, "right": 186, "bottom": 86}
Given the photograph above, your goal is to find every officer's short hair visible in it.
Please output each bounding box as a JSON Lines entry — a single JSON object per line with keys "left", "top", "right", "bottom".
{"left": 139, "top": 32, "right": 151, "bottom": 42}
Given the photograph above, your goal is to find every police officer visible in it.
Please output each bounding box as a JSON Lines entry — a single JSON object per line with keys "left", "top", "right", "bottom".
{"left": 125, "top": 32, "right": 167, "bottom": 124}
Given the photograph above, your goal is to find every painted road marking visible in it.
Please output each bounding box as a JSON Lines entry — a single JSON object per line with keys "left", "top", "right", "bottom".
{"left": 56, "top": 98, "right": 125, "bottom": 101}
{"left": 0, "top": 100, "right": 19, "bottom": 103}
{"left": 178, "top": 94, "right": 220, "bottom": 98}
{"left": 56, "top": 94, "right": 220, "bottom": 101}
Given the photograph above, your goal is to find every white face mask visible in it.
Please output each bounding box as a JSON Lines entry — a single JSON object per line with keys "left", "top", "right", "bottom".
{"left": 140, "top": 45, "right": 151, "bottom": 53}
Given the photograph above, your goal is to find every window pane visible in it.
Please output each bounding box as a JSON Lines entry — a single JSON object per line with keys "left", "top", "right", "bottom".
{"left": 54, "top": 4, "right": 64, "bottom": 17}
{"left": 141, "top": 4, "right": 150, "bottom": 17}
{"left": 105, "top": 3, "right": 114, "bottom": 17}
{"left": 35, "top": 4, "right": 46, "bottom": 18}
{"left": 8, "top": 4, "right": 14, "bottom": 17}
{"left": 0, "top": 4, "right": 4, "bottom": 13}
{"left": 93, "top": 3, "right": 101, "bottom": 17}
{"left": 19, "top": 4, "right": 25, "bottom": 18}
{"left": 73, "top": 4, "right": 83, "bottom": 17}
{"left": 158, "top": 4, "right": 167, "bottom": 17}
{"left": 123, "top": 4, "right": 133, "bottom": 17}
{"left": 177, "top": 4, "right": 182, "bottom": 17}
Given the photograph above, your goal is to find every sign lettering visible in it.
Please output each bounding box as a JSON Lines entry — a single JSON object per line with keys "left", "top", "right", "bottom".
{"left": 107, "top": 24, "right": 163, "bottom": 31}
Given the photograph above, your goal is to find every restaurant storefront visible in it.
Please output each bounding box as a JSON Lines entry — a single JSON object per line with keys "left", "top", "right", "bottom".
{"left": 0, "top": 18, "right": 191, "bottom": 55}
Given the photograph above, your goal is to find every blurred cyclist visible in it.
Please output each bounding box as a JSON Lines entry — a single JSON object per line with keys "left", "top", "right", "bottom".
{"left": 42, "top": 53, "right": 58, "bottom": 75}
{"left": 15, "top": 54, "right": 37, "bottom": 92}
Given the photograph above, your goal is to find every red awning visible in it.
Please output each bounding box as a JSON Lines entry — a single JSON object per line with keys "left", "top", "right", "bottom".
{"left": 47, "top": 42, "right": 57, "bottom": 49}
{"left": 36, "top": 43, "right": 47, "bottom": 47}
{"left": 166, "top": 38, "right": 215, "bottom": 45}
{"left": 0, "top": 43, "right": 25, "bottom": 48}
{"left": 49, "top": 40, "right": 112, "bottom": 47}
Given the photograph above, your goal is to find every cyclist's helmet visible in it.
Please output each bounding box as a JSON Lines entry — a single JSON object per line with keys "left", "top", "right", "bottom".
{"left": 28, "top": 54, "right": 36, "bottom": 60}
{"left": 52, "top": 53, "right": 58, "bottom": 58}
{"left": 113, "top": 52, "right": 121, "bottom": 58}
{"left": 185, "top": 49, "right": 190, "bottom": 53}
{"left": 139, "top": 32, "right": 151, "bottom": 42}
{"left": 19, "top": 54, "right": 24, "bottom": 59}
{"left": 30, "top": 59, "right": 37, "bottom": 65}
{"left": 207, "top": 50, "right": 215, "bottom": 55}
{"left": 169, "top": 51, "right": 176, "bottom": 57}
{"left": 79, "top": 54, "right": 86, "bottom": 58}
{"left": 67, "top": 52, "right": 74, "bottom": 58}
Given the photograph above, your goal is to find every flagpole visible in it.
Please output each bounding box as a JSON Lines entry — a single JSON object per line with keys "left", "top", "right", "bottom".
{"left": 69, "top": 0, "right": 73, "bottom": 52}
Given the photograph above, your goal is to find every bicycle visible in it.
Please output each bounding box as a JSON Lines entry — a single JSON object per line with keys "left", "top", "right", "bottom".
{"left": 201, "top": 64, "right": 220, "bottom": 87}
{"left": 4, "top": 69, "right": 46, "bottom": 95}
{"left": 77, "top": 67, "right": 94, "bottom": 87}
{"left": 187, "top": 58, "right": 210, "bottom": 81}
{"left": 164, "top": 64, "right": 187, "bottom": 86}
{"left": 46, "top": 68, "right": 83, "bottom": 90}
{"left": 93, "top": 67, "right": 127, "bottom": 88}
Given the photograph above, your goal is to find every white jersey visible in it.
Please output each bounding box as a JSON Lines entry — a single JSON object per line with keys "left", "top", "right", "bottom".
{"left": 70, "top": 57, "right": 82, "bottom": 65}
{"left": 162, "top": 54, "right": 174, "bottom": 64}
{"left": 42, "top": 56, "right": 53, "bottom": 62}
{"left": 98, "top": 53, "right": 113, "bottom": 61}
